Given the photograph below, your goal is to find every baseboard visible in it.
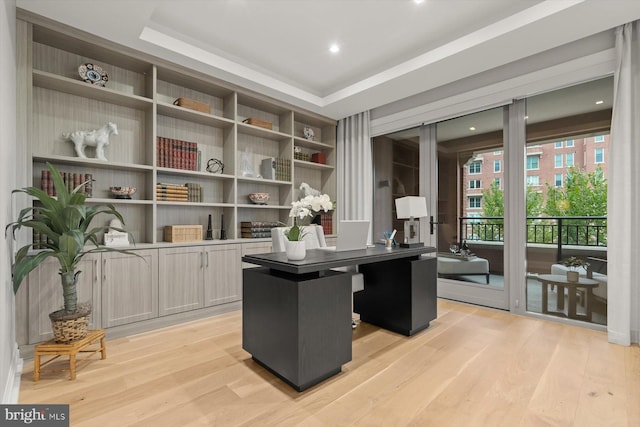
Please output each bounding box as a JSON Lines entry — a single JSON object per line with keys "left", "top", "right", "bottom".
{"left": 608, "top": 329, "right": 631, "bottom": 346}
{"left": 2, "top": 343, "right": 23, "bottom": 404}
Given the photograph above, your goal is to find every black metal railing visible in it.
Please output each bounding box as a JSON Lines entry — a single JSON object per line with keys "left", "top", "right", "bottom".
{"left": 459, "top": 216, "right": 607, "bottom": 260}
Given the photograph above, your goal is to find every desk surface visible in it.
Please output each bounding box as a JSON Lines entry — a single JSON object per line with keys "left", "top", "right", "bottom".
{"left": 242, "top": 245, "right": 436, "bottom": 274}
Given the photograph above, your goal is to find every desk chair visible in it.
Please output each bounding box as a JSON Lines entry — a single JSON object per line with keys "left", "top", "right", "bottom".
{"left": 271, "top": 225, "right": 365, "bottom": 328}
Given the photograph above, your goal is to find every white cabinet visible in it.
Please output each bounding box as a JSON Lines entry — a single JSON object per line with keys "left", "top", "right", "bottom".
{"left": 26, "top": 253, "right": 101, "bottom": 344}
{"left": 241, "top": 241, "right": 273, "bottom": 268}
{"left": 101, "top": 249, "right": 158, "bottom": 328}
{"left": 204, "top": 245, "right": 242, "bottom": 306}
{"left": 159, "top": 244, "right": 244, "bottom": 314}
{"left": 158, "top": 246, "right": 205, "bottom": 316}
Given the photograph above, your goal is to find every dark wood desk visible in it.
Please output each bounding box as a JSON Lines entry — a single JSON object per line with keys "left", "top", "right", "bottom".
{"left": 536, "top": 274, "right": 599, "bottom": 321}
{"left": 242, "top": 245, "right": 437, "bottom": 391}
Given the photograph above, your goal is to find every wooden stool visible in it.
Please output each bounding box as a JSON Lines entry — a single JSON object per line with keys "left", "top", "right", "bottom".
{"left": 34, "top": 329, "right": 106, "bottom": 381}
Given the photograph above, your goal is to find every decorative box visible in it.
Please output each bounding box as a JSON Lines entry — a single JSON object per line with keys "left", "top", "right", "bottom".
{"left": 243, "top": 118, "right": 273, "bottom": 130}
{"left": 173, "top": 98, "right": 210, "bottom": 114}
{"left": 311, "top": 152, "right": 327, "bottom": 164}
{"left": 164, "top": 225, "right": 203, "bottom": 243}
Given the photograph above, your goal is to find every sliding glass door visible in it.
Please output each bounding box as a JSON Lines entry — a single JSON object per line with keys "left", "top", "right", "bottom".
{"left": 431, "top": 106, "right": 509, "bottom": 310}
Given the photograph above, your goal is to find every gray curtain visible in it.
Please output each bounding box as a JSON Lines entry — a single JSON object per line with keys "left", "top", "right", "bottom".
{"left": 608, "top": 21, "right": 640, "bottom": 345}
{"left": 337, "top": 111, "right": 373, "bottom": 241}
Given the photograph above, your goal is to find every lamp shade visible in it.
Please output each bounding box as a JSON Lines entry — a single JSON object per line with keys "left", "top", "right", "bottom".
{"left": 395, "top": 196, "right": 428, "bottom": 219}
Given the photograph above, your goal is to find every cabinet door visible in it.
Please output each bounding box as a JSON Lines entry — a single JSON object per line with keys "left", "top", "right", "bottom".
{"left": 204, "top": 245, "right": 242, "bottom": 306}
{"left": 158, "top": 246, "right": 205, "bottom": 316}
{"left": 101, "top": 249, "right": 158, "bottom": 328}
{"left": 27, "top": 254, "right": 101, "bottom": 344}
{"left": 241, "top": 242, "right": 273, "bottom": 268}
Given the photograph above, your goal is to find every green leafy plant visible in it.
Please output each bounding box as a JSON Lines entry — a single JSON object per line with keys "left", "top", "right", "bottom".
{"left": 6, "top": 163, "right": 137, "bottom": 317}
{"left": 560, "top": 256, "right": 589, "bottom": 270}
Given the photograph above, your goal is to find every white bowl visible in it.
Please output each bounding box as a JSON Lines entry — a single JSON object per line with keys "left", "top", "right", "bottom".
{"left": 110, "top": 186, "right": 136, "bottom": 199}
{"left": 249, "top": 192, "right": 269, "bottom": 204}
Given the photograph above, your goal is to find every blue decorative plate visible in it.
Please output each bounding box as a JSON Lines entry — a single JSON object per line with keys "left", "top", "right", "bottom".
{"left": 303, "top": 126, "right": 315, "bottom": 140}
{"left": 78, "top": 63, "right": 108, "bottom": 86}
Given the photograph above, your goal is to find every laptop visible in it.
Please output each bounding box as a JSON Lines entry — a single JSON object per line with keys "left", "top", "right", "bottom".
{"left": 319, "top": 220, "right": 370, "bottom": 252}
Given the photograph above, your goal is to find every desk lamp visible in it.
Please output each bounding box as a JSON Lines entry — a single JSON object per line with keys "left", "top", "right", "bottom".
{"left": 395, "top": 196, "right": 428, "bottom": 248}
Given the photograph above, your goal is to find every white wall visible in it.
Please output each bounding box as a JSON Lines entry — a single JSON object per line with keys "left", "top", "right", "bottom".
{"left": 1, "top": 0, "right": 21, "bottom": 404}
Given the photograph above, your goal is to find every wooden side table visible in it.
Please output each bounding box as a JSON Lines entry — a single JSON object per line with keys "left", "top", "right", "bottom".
{"left": 34, "top": 329, "right": 106, "bottom": 381}
{"left": 536, "top": 274, "right": 599, "bottom": 321}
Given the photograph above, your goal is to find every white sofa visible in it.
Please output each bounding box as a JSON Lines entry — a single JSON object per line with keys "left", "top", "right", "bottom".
{"left": 437, "top": 255, "right": 490, "bottom": 284}
{"left": 550, "top": 264, "right": 607, "bottom": 301}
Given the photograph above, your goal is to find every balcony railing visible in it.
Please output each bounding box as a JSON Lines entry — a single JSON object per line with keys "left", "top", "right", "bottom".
{"left": 459, "top": 216, "right": 607, "bottom": 261}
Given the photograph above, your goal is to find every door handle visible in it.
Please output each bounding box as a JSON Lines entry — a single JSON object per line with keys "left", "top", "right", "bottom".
{"left": 430, "top": 215, "right": 441, "bottom": 235}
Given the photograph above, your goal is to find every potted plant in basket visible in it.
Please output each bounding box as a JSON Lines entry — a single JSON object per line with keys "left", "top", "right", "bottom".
{"left": 560, "top": 256, "right": 589, "bottom": 282}
{"left": 6, "top": 163, "right": 137, "bottom": 343}
{"left": 284, "top": 193, "right": 333, "bottom": 260}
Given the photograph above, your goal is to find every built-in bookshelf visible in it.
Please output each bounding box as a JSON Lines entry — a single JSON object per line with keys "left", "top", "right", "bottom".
{"left": 23, "top": 18, "right": 337, "bottom": 246}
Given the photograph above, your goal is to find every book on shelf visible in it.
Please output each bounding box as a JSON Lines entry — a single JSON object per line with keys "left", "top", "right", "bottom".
{"left": 40, "top": 170, "right": 93, "bottom": 197}
{"left": 241, "top": 231, "right": 272, "bottom": 238}
{"left": 240, "top": 226, "right": 274, "bottom": 232}
{"left": 240, "top": 221, "right": 281, "bottom": 228}
{"left": 156, "top": 137, "right": 198, "bottom": 171}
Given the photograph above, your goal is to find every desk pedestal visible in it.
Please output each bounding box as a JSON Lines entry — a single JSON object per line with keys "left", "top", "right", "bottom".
{"left": 242, "top": 268, "right": 351, "bottom": 391}
{"left": 356, "top": 256, "right": 437, "bottom": 336}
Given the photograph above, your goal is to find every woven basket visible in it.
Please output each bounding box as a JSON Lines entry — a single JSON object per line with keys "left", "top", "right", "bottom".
{"left": 51, "top": 314, "right": 90, "bottom": 343}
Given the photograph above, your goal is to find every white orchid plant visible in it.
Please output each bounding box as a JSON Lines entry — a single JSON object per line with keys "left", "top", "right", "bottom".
{"left": 285, "top": 193, "right": 333, "bottom": 241}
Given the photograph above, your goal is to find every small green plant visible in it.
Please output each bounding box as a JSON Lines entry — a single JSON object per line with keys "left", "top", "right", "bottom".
{"left": 560, "top": 256, "right": 589, "bottom": 270}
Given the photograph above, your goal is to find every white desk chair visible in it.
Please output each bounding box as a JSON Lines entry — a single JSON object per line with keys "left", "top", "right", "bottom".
{"left": 271, "top": 225, "right": 365, "bottom": 328}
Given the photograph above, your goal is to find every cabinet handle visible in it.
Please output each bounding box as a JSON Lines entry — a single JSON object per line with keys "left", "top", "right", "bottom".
{"left": 103, "top": 259, "right": 107, "bottom": 281}
{"left": 95, "top": 259, "right": 98, "bottom": 282}
{"left": 201, "top": 252, "right": 204, "bottom": 269}
{"left": 206, "top": 251, "right": 209, "bottom": 268}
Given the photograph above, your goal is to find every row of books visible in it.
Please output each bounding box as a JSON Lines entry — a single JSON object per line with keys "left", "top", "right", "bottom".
{"left": 40, "top": 170, "right": 93, "bottom": 197}
{"left": 156, "top": 182, "right": 203, "bottom": 202}
{"left": 157, "top": 137, "right": 199, "bottom": 171}
{"left": 274, "top": 158, "right": 291, "bottom": 182}
{"left": 317, "top": 212, "right": 333, "bottom": 235}
{"left": 240, "top": 221, "right": 280, "bottom": 238}
{"left": 32, "top": 230, "right": 51, "bottom": 250}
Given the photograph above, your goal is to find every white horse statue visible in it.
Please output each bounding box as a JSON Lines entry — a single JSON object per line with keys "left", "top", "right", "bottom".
{"left": 62, "top": 122, "right": 118, "bottom": 161}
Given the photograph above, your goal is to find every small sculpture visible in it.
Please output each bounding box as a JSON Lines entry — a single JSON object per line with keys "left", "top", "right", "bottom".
{"left": 62, "top": 122, "right": 118, "bottom": 161}
{"left": 299, "top": 182, "right": 321, "bottom": 198}
{"left": 103, "top": 219, "right": 129, "bottom": 247}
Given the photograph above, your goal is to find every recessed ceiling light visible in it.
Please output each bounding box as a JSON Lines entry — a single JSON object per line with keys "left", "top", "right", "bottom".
{"left": 414, "top": 0, "right": 425, "bottom": 4}
{"left": 595, "top": 100, "right": 604, "bottom": 105}
{"left": 469, "top": 126, "right": 476, "bottom": 131}
{"left": 329, "top": 44, "right": 340, "bottom": 54}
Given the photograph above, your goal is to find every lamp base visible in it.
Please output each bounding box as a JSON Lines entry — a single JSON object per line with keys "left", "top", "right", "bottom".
{"left": 399, "top": 242, "right": 424, "bottom": 248}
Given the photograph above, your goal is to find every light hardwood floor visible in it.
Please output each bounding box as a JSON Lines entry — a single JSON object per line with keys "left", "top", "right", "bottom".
{"left": 18, "top": 299, "right": 640, "bottom": 426}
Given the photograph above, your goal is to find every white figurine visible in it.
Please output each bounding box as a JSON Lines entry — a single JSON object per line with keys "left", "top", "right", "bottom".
{"left": 103, "top": 218, "right": 129, "bottom": 247}
{"left": 299, "top": 182, "right": 321, "bottom": 198}
{"left": 62, "top": 122, "right": 118, "bottom": 161}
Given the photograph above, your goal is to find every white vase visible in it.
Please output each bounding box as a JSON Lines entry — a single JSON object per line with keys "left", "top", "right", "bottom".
{"left": 285, "top": 240, "right": 306, "bottom": 261}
